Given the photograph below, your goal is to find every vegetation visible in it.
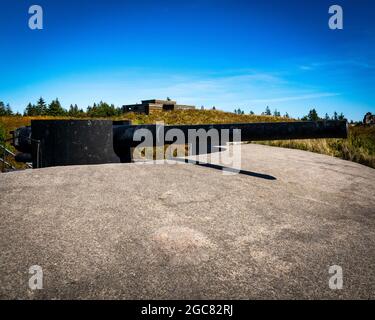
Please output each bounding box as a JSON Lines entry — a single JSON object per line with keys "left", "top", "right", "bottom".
{"left": 0, "top": 101, "right": 14, "bottom": 116}
{"left": 0, "top": 99, "right": 374, "bottom": 170}
{"left": 257, "top": 126, "right": 375, "bottom": 169}
{"left": 0, "top": 120, "right": 17, "bottom": 170}
{"left": 86, "top": 102, "right": 121, "bottom": 117}
{"left": 234, "top": 108, "right": 245, "bottom": 115}
{"left": 301, "top": 108, "right": 346, "bottom": 121}
{"left": 0, "top": 121, "right": 5, "bottom": 144}
{"left": 265, "top": 106, "right": 271, "bottom": 116}
{"left": 21, "top": 98, "right": 119, "bottom": 117}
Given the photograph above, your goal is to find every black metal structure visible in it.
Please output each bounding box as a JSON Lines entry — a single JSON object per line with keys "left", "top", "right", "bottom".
{"left": 11, "top": 119, "right": 348, "bottom": 169}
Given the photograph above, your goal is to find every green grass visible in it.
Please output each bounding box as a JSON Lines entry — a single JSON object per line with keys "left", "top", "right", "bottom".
{"left": 1, "top": 111, "right": 374, "bottom": 169}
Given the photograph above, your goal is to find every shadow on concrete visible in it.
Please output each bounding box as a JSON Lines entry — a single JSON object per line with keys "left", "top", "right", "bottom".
{"left": 173, "top": 157, "right": 277, "bottom": 181}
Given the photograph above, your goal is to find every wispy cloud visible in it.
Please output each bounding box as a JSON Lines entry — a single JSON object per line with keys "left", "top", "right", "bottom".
{"left": 299, "top": 60, "right": 374, "bottom": 71}
{"left": 299, "top": 65, "right": 315, "bottom": 71}
{"left": 2, "top": 67, "right": 351, "bottom": 119}
{"left": 247, "top": 93, "right": 341, "bottom": 104}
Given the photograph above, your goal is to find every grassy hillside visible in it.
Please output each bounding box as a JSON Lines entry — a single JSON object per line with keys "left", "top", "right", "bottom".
{"left": 256, "top": 125, "right": 375, "bottom": 169}
{"left": 1, "top": 111, "right": 374, "bottom": 169}
{"left": 0, "top": 110, "right": 288, "bottom": 139}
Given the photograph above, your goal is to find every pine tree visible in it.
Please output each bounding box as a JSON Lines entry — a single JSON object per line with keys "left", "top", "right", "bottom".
{"left": 24, "top": 102, "right": 38, "bottom": 116}
{"left": 47, "top": 98, "right": 66, "bottom": 116}
{"left": 333, "top": 111, "right": 338, "bottom": 120}
{"left": 77, "top": 106, "right": 85, "bottom": 116}
{"left": 87, "top": 101, "right": 118, "bottom": 117}
{"left": 35, "top": 97, "right": 47, "bottom": 115}
{"left": 4, "top": 104, "right": 13, "bottom": 115}
{"left": 265, "top": 106, "right": 271, "bottom": 115}
{"left": 234, "top": 108, "right": 244, "bottom": 115}
{"left": 306, "top": 108, "right": 319, "bottom": 121}
{"left": 68, "top": 104, "right": 79, "bottom": 117}
{"left": 0, "top": 101, "right": 6, "bottom": 116}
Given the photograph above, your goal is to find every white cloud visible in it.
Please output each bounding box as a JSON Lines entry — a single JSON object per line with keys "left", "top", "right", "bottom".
{"left": 299, "top": 60, "right": 374, "bottom": 71}
{"left": 4, "top": 68, "right": 345, "bottom": 118}
{"left": 247, "top": 93, "right": 340, "bottom": 104}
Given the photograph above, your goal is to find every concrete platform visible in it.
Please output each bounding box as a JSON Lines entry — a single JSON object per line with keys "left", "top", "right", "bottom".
{"left": 0, "top": 144, "right": 374, "bottom": 299}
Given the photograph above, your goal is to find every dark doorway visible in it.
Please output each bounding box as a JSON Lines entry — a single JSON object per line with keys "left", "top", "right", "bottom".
{"left": 163, "top": 104, "right": 175, "bottom": 111}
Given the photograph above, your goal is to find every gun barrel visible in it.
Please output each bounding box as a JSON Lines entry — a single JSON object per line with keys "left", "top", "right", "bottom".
{"left": 113, "top": 120, "right": 348, "bottom": 148}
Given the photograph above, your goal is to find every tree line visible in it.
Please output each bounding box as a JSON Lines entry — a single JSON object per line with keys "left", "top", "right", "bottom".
{"left": 300, "top": 108, "right": 346, "bottom": 121}
{"left": 23, "top": 98, "right": 123, "bottom": 117}
{"left": 0, "top": 98, "right": 124, "bottom": 117}
{"left": 0, "top": 101, "right": 14, "bottom": 116}
{"left": 2, "top": 98, "right": 347, "bottom": 121}
{"left": 234, "top": 106, "right": 346, "bottom": 121}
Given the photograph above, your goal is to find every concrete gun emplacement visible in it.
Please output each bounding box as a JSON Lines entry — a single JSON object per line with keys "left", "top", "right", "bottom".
{"left": 11, "top": 120, "right": 348, "bottom": 169}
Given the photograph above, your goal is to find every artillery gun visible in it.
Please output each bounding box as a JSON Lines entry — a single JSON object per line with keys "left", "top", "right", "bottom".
{"left": 11, "top": 119, "right": 348, "bottom": 169}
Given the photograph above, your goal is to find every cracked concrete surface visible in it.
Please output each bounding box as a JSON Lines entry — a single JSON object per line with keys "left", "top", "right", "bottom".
{"left": 0, "top": 144, "right": 374, "bottom": 299}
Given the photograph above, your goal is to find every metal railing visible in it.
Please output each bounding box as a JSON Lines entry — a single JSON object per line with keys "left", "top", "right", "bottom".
{"left": 1, "top": 140, "right": 32, "bottom": 172}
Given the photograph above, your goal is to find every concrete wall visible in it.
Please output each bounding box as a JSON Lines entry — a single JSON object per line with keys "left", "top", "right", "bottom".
{"left": 123, "top": 100, "right": 195, "bottom": 114}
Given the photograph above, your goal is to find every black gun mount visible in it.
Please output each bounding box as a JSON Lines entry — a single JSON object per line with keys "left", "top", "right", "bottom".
{"left": 11, "top": 120, "right": 348, "bottom": 168}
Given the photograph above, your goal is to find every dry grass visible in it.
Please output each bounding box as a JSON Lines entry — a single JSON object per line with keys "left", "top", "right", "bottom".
{"left": 117, "top": 109, "right": 292, "bottom": 125}
{"left": 256, "top": 125, "right": 375, "bottom": 169}
{"left": 0, "top": 111, "right": 289, "bottom": 139}
{"left": 0, "top": 110, "right": 289, "bottom": 130}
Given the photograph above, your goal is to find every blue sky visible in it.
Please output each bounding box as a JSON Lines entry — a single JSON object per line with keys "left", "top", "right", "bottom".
{"left": 0, "top": 0, "right": 374, "bottom": 120}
